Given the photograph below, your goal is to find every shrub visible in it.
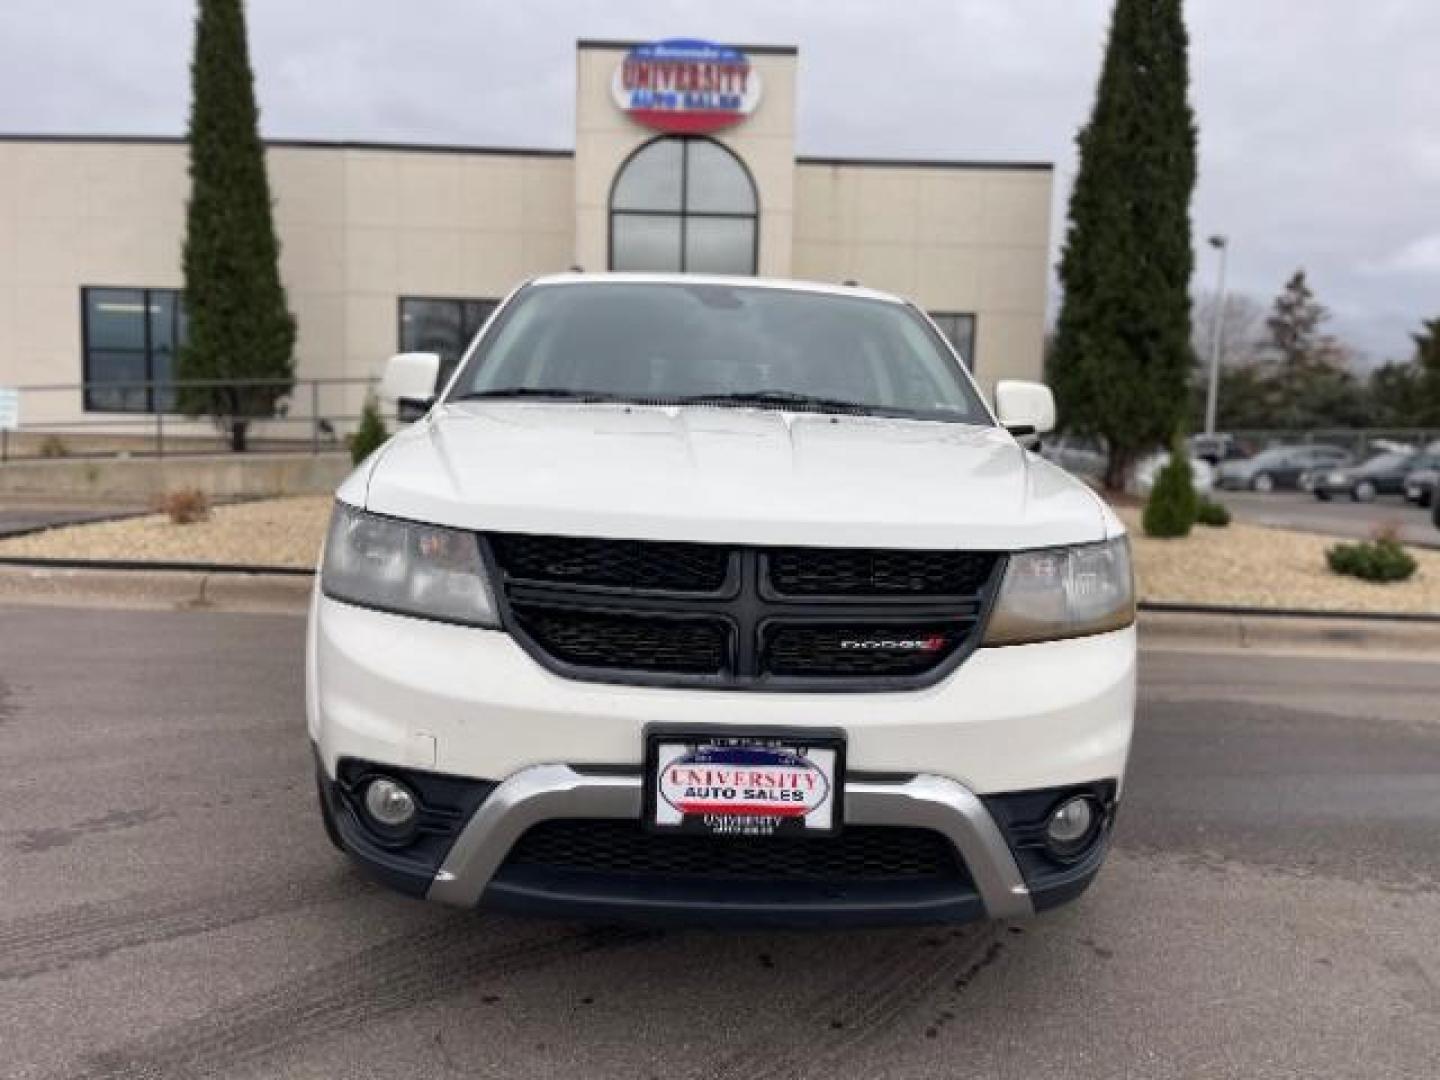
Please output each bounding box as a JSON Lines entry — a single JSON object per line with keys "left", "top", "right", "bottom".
{"left": 1195, "top": 497, "right": 1231, "bottom": 527}
{"left": 156, "top": 487, "right": 211, "bottom": 526}
{"left": 1142, "top": 435, "right": 1198, "bottom": 538}
{"left": 349, "top": 397, "right": 389, "bottom": 464}
{"left": 1326, "top": 536, "right": 1417, "bottom": 583}
{"left": 38, "top": 434, "right": 70, "bottom": 458}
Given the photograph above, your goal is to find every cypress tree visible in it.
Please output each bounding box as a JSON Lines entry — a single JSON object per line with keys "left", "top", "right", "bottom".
{"left": 178, "top": 0, "right": 295, "bottom": 452}
{"left": 1050, "top": 0, "right": 1198, "bottom": 491}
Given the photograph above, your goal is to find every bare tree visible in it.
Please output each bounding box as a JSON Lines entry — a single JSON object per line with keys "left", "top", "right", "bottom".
{"left": 1192, "top": 290, "right": 1264, "bottom": 371}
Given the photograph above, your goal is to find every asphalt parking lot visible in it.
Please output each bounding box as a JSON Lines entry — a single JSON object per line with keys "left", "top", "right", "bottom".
{"left": 1218, "top": 490, "right": 1438, "bottom": 548}
{"left": 3, "top": 606, "right": 1438, "bottom": 1079}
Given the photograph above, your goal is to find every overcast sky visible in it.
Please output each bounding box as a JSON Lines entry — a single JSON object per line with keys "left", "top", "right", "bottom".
{"left": 1, "top": 0, "right": 1434, "bottom": 362}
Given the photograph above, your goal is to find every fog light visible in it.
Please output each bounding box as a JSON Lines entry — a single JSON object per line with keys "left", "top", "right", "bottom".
{"left": 364, "top": 777, "right": 418, "bottom": 832}
{"left": 1045, "top": 796, "right": 1097, "bottom": 855}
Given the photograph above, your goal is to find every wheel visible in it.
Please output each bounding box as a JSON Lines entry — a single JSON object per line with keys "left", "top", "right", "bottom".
{"left": 316, "top": 769, "right": 345, "bottom": 852}
{"left": 1353, "top": 480, "right": 1377, "bottom": 502}
{"left": 1251, "top": 472, "right": 1274, "bottom": 493}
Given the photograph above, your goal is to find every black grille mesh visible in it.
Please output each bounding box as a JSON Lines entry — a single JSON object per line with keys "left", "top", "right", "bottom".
{"left": 504, "top": 819, "right": 966, "bottom": 882}
{"left": 512, "top": 605, "right": 729, "bottom": 675}
{"left": 766, "top": 548, "right": 996, "bottom": 598}
{"left": 490, "top": 533, "right": 731, "bottom": 593}
{"left": 490, "top": 535, "right": 1000, "bottom": 688}
{"left": 764, "top": 624, "right": 968, "bottom": 678}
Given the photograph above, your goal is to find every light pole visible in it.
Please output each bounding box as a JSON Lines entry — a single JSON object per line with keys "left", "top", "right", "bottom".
{"left": 1203, "top": 234, "right": 1229, "bottom": 436}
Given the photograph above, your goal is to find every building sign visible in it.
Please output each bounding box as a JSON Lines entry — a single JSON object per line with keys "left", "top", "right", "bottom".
{"left": 0, "top": 387, "right": 17, "bottom": 432}
{"left": 612, "top": 39, "right": 761, "bottom": 134}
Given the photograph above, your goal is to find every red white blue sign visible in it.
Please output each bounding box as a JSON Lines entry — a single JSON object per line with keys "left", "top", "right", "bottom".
{"left": 653, "top": 740, "right": 837, "bottom": 835}
{"left": 612, "top": 39, "right": 762, "bottom": 135}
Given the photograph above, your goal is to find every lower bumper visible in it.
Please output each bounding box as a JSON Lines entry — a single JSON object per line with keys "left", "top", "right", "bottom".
{"left": 324, "top": 758, "right": 1115, "bottom": 927}
{"left": 428, "top": 765, "right": 1031, "bottom": 923}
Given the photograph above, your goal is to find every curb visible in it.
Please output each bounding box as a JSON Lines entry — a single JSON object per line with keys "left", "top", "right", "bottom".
{"left": 1137, "top": 608, "right": 1440, "bottom": 656}
{"left": 0, "top": 563, "right": 311, "bottom": 614}
{"left": 3, "top": 560, "right": 1439, "bottom": 653}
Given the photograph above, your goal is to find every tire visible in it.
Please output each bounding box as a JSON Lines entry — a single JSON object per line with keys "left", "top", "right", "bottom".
{"left": 316, "top": 769, "right": 345, "bottom": 852}
{"left": 1433, "top": 496, "right": 1440, "bottom": 531}
{"left": 1251, "top": 472, "right": 1274, "bottom": 493}
{"left": 1353, "top": 481, "right": 1377, "bottom": 503}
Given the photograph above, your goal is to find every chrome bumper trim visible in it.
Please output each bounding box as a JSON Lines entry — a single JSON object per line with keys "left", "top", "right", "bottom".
{"left": 427, "top": 765, "right": 1034, "bottom": 919}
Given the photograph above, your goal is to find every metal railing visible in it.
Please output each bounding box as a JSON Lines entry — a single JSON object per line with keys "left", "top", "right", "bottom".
{"left": 0, "top": 377, "right": 392, "bottom": 462}
{"left": 1227, "top": 429, "right": 1440, "bottom": 459}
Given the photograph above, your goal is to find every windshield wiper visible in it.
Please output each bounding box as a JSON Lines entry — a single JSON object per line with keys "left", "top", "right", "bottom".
{"left": 454, "top": 387, "right": 882, "bottom": 416}
{"left": 451, "top": 387, "right": 634, "bottom": 404}
{"left": 674, "top": 390, "right": 876, "bottom": 415}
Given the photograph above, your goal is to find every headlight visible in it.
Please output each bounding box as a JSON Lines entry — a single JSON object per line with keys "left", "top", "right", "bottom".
{"left": 321, "top": 503, "right": 499, "bottom": 627}
{"left": 982, "top": 536, "right": 1134, "bottom": 646}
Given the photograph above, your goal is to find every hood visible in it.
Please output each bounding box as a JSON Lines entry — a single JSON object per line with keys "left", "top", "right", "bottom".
{"left": 357, "top": 402, "right": 1113, "bottom": 550}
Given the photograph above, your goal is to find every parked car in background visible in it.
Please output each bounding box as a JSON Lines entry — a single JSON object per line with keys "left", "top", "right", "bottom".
{"left": 1189, "top": 433, "right": 1245, "bottom": 466}
{"left": 1216, "top": 445, "right": 1353, "bottom": 492}
{"left": 1040, "top": 434, "right": 1107, "bottom": 485}
{"left": 1312, "top": 450, "right": 1418, "bottom": 502}
{"left": 1406, "top": 465, "right": 1438, "bottom": 507}
{"left": 1131, "top": 450, "right": 1215, "bottom": 497}
{"left": 1402, "top": 445, "right": 1440, "bottom": 507}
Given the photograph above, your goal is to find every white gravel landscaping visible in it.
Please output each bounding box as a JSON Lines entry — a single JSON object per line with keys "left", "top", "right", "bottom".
{"left": 1, "top": 496, "right": 1437, "bottom": 613}
{"left": 0, "top": 496, "right": 332, "bottom": 568}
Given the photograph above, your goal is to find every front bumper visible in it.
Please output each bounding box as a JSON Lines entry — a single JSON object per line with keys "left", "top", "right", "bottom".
{"left": 321, "top": 758, "right": 1115, "bottom": 926}
{"left": 307, "top": 593, "right": 1134, "bottom": 795}
{"left": 309, "top": 591, "right": 1132, "bottom": 926}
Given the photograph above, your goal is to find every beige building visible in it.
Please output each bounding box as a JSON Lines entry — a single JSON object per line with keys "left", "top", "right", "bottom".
{"left": 0, "top": 39, "right": 1051, "bottom": 436}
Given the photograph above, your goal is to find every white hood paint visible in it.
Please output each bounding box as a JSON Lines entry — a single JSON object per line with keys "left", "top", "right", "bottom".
{"left": 360, "top": 402, "right": 1113, "bottom": 550}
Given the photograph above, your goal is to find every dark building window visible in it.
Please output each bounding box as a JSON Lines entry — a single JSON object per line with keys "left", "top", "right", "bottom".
{"left": 610, "top": 137, "right": 758, "bottom": 275}
{"left": 929, "top": 312, "right": 977, "bottom": 372}
{"left": 399, "top": 297, "right": 499, "bottom": 386}
{"left": 82, "top": 287, "right": 185, "bottom": 413}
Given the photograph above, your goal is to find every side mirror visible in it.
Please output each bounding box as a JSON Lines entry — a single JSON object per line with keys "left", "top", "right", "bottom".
{"left": 994, "top": 380, "right": 1056, "bottom": 439}
{"left": 379, "top": 352, "right": 441, "bottom": 422}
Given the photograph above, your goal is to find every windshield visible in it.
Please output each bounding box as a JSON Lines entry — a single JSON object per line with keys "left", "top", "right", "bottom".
{"left": 446, "top": 282, "right": 991, "bottom": 424}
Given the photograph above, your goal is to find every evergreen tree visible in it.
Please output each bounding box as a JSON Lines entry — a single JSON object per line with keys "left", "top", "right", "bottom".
{"left": 1142, "top": 433, "right": 1198, "bottom": 538}
{"left": 178, "top": 0, "right": 294, "bottom": 452}
{"left": 349, "top": 396, "right": 390, "bottom": 464}
{"left": 1050, "top": 0, "right": 1198, "bottom": 491}
{"left": 1255, "top": 271, "right": 1359, "bottom": 429}
{"left": 1411, "top": 318, "right": 1440, "bottom": 426}
{"left": 1367, "top": 360, "right": 1422, "bottom": 427}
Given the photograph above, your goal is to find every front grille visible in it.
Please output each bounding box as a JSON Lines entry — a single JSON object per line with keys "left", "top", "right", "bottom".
{"left": 487, "top": 534, "right": 1003, "bottom": 690}
{"left": 489, "top": 533, "right": 731, "bottom": 594}
{"left": 504, "top": 819, "right": 966, "bottom": 882}
{"left": 511, "top": 606, "right": 729, "bottom": 675}
{"left": 763, "top": 623, "right": 970, "bottom": 678}
{"left": 766, "top": 548, "right": 995, "bottom": 598}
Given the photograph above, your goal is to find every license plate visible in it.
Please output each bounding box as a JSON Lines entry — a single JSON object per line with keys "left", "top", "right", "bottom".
{"left": 645, "top": 729, "right": 844, "bottom": 837}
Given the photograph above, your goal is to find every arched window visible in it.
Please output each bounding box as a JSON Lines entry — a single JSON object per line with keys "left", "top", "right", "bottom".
{"left": 609, "top": 137, "right": 758, "bottom": 274}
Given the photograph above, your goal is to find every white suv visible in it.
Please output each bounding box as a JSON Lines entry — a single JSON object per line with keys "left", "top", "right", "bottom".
{"left": 307, "top": 274, "right": 1135, "bottom": 928}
